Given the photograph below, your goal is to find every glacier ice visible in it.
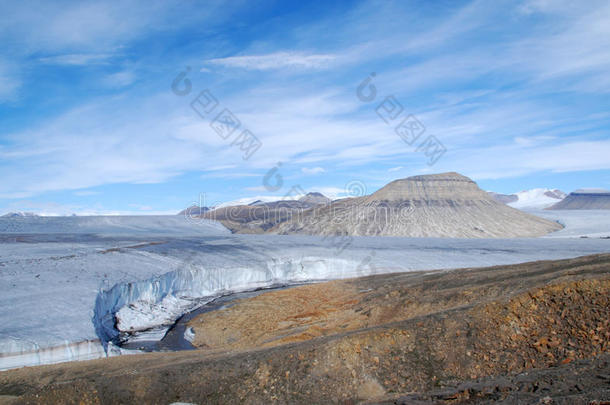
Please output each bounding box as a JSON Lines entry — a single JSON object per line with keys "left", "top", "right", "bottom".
{"left": 184, "top": 327, "right": 195, "bottom": 343}
{"left": 1, "top": 214, "right": 609, "bottom": 370}
{"left": 529, "top": 209, "right": 610, "bottom": 238}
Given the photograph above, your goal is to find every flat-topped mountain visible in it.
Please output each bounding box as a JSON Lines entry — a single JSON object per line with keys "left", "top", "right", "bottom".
{"left": 271, "top": 172, "right": 563, "bottom": 238}
{"left": 548, "top": 189, "right": 610, "bottom": 210}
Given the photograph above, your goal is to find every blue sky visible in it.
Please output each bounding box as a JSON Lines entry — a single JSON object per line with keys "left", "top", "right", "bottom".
{"left": 0, "top": 0, "right": 609, "bottom": 215}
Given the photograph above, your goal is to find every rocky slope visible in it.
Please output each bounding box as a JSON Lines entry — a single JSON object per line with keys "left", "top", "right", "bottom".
{"left": 178, "top": 205, "right": 210, "bottom": 217}
{"left": 548, "top": 189, "right": 610, "bottom": 210}
{"left": 487, "top": 191, "right": 518, "bottom": 204}
{"left": 202, "top": 192, "right": 331, "bottom": 234}
{"left": 272, "top": 172, "right": 563, "bottom": 237}
{"left": 1, "top": 254, "right": 609, "bottom": 404}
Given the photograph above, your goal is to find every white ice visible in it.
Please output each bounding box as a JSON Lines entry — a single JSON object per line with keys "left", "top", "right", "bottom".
{"left": 528, "top": 209, "right": 610, "bottom": 238}
{"left": 1, "top": 213, "right": 609, "bottom": 370}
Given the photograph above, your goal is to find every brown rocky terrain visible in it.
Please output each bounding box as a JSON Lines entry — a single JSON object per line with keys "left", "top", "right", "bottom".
{"left": 1, "top": 254, "right": 609, "bottom": 404}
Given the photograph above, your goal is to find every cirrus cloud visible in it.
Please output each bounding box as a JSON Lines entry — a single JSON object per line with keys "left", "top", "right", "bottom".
{"left": 205, "top": 52, "right": 337, "bottom": 70}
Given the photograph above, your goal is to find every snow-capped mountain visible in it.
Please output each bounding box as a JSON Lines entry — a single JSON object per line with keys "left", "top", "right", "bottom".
{"left": 489, "top": 188, "right": 566, "bottom": 209}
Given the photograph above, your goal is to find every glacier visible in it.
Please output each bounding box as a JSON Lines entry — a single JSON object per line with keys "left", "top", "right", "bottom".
{"left": 529, "top": 209, "right": 610, "bottom": 238}
{"left": 1, "top": 214, "right": 610, "bottom": 370}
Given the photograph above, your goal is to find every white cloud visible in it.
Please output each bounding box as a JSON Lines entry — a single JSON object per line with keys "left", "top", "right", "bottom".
{"left": 243, "top": 186, "right": 268, "bottom": 192}
{"left": 310, "top": 186, "right": 350, "bottom": 200}
{"left": 0, "top": 61, "right": 20, "bottom": 102}
{"left": 517, "top": 0, "right": 576, "bottom": 15}
{"left": 73, "top": 190, "right": 100, "bottom": 196}
{"left": 101, "top": 70, "right": 136, "bottom": 87}
{"left": 388, "top": 166, "right": 403, "bottom": 172}
{"left": 301, "top": 167, "right": 325, "bottom": 175}
{"left": 38, "top": 53, "right": 114, "bottom": 65}
{"left": 205, "top": 52, "right": 337, "bottom": 70}
{"left": 0, "top": 1, "right": 180, "bottom": 53}
{"left": 128, "top": 203, "right": 153, "bottom": 211}
{"left": 444, "top": 140, "right": 610, "bottom": 181}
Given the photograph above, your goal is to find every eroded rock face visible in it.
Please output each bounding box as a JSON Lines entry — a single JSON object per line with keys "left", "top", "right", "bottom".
{"left": 271, "top": 172, "right": 563, "bottom": 237}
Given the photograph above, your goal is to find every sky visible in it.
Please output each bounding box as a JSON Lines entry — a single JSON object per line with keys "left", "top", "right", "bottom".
{"left": 0, "top": 0, "right": 609, "bottom": 215}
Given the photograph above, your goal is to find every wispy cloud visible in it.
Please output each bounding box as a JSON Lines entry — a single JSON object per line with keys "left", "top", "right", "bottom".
{"left": 0, "top": 60, "right": 20, "bottom": 102}
{"left": 301, "top": 167, "right": 325, "bottom": 175}
{"left": 100, "top": 70, "right": 136, "bottom": 87}
{"left": 38, "top": 53, "right": 114, "bottom": 65}
{"left": 73, "top": 190, "right": 100, "bottom": 196}
{"left": 205, "top": 52, "right": 337, "bottom": 70}
{"left": 0, "top": 1, "right": 180, "bottom": 53}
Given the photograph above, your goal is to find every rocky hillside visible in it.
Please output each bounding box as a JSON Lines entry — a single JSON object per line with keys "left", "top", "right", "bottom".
{"left": 201, "top": 192, "right": 331, "bottom": 234}
{"left": 271, "top": 172, "right": 563, "bottom": 237}
{"left": 487, "top": 191, "right": 518, "bottom": 204}
{"left": 548, "top": 189, "right": 610, "bottom": 210}
{"left": 1, "top": 254, "right": 608, "bottom": 404}
{"left": 178, "top": 205, "right": 210, "bottom": 217}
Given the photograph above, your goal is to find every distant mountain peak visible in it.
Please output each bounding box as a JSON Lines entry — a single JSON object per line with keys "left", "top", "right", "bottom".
{"left": 488, "top": 188, "right": 566, "bottom": 209}
{"left": 177, "top": 205, "right": 209, "bottom": 216}
{"left": 1, "top": 212, "right": 39, "bottom": 218}
{"left": 298, "top": 192, "right": 330, "bottom": 205}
